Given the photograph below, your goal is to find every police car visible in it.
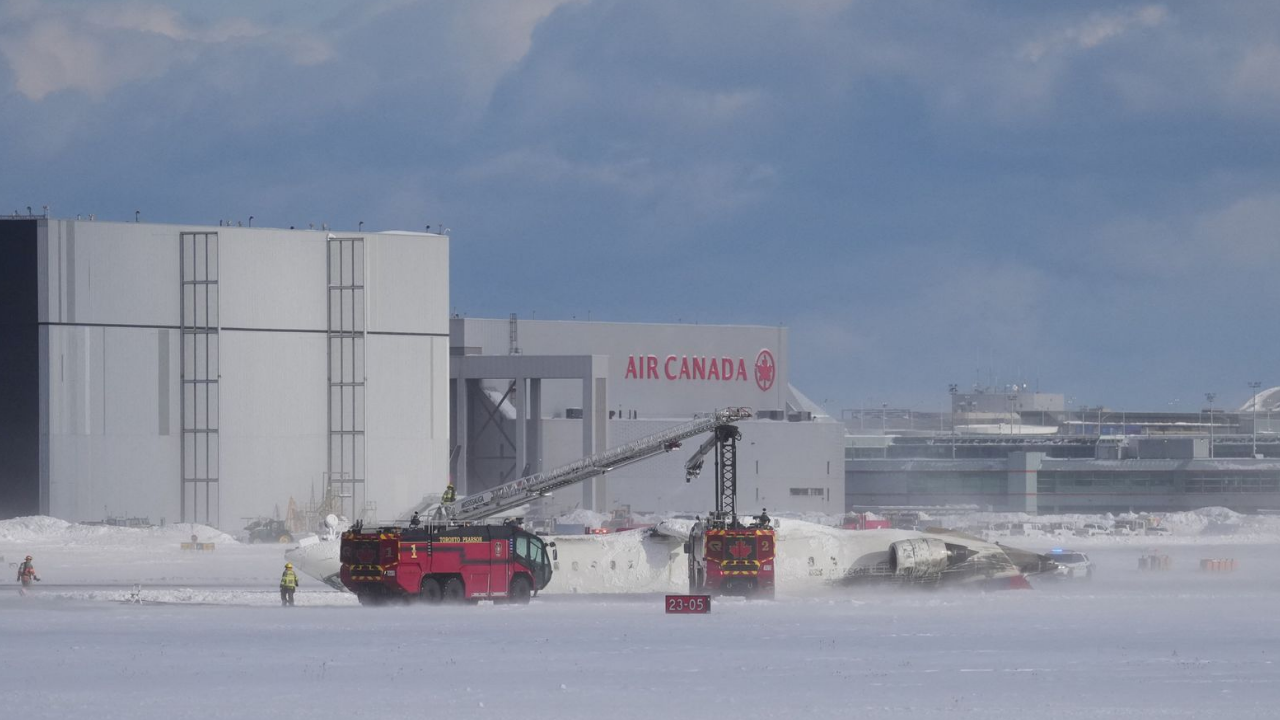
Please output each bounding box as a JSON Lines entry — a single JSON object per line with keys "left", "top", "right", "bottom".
{"left": 1046, "top": 549, "right": 1094, "bottom": 580}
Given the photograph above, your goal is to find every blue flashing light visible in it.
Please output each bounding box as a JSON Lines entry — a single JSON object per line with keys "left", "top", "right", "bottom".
{"left": 1050, "top": 548, "right": 1064, "bottom": 553}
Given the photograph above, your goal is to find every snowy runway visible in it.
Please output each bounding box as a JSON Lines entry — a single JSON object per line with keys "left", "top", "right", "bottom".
{"left": 5, "top": 545, "right": 1280, "bottom": 720}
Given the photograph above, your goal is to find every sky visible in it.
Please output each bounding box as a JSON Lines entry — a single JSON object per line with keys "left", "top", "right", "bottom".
{"left": 3, "top": 0, "right": 1279, "bottom": 414}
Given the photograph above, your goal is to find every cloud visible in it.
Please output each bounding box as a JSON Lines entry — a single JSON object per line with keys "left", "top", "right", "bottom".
{"left": 0, "top": 0, "right": 330, "bottom": 100}
{"left": 1083, "top": 190, "right": 1280, "bottom": 283}
{"left": 1227, "top": 43, "right": 1280, "bottom": 115}
{"left": 461, "top": 146, "right": 777, "bottom": 224}
{"left": 1019, "top": 5, "right": 1168, "bottom": 63}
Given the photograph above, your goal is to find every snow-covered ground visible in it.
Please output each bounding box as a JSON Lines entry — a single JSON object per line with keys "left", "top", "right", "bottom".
{"left": 4, "top": 514, "right": 1280, "bottom": 719}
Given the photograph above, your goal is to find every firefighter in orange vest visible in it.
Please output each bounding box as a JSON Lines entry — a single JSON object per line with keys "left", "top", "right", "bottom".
{"left": 279, "top": 563, "right": 299, "bottom": 606}
{"left": 17, "top": 555, "right": 40, "bottom": 594}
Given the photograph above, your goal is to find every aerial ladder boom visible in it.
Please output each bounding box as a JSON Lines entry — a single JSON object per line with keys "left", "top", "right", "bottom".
{"left": 428, "top": 407, "right": 753, "bottom": 523}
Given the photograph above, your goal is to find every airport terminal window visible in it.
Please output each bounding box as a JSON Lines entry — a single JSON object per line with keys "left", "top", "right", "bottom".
{"left": 1037, "top": 471, "right": 1180, "bottom": 493}
{"left": 1185, "top": 475, "right": 1280, "bottom": 493}
{"left": 905, "top": 474, "right": 1004, "bottom": 497}
{"left": 789, "top": 488, "right": 825, "bottom": 496}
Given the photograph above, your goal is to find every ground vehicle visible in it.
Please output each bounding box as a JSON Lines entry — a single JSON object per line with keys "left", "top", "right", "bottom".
{"left": 340, "top": 408, "right": 754, "bottom": 604}
{"left": 842, "top": 513, "right": 892, "bottom": 530}
{"left": 1076, "top": 523, "right": 1108, "bottom": 537}
{"left": 685, "top": 423, "right": 776, "bottom": 599}
{"left": 1046, "top": 549, "right": 1093, "bottom": 580}
{"left": 1144, "top": 525, "right": 1172, "bottom": 537}
{"left": 585, "top": 506, "right": 653, "bottom": 534}
{"left": 1111, "top": 519, "right": 1145, "bottom": 536}
{"left": 340, "top": 523, "right": 553, "bottom": 605}
{"left": 244, "top": 518, "right": 293, "bottom": 544}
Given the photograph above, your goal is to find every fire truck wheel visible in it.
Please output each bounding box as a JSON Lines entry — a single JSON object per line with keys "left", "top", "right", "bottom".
{"left": 277, "top": 534, "right": 292, "bottom": 544}
{"left": 419, "top": 577, "right": 443, "bottom": 604}
{"left": 509, "top": 575, "right": 532, "bottom": 604}
{"left": 442, "top": 577, "right": 465, "bottom": 603}
{"left": 356, "top": 593, "right": 384, "bottom": 607}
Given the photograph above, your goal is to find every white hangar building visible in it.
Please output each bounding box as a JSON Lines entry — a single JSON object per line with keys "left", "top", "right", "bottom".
{"left": 450, "top": 317, "right": 846, "bottom": 518}
{"left": 0, "top": 217, "right": 450, "bottom": 530}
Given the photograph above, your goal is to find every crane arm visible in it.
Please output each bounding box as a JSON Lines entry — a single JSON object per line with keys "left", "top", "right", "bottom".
{"left": 440, "top": 407, "right": 753, "bottom": 522}
{"left": 683, "top": 433, "right": 720, "bottom": 481}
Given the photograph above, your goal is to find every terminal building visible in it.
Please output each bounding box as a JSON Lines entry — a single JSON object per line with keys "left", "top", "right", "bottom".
{"left": 450, "top": 317, "right": 847, "bottom": 518}
{"left": 0, "top": 217, "right": 450, "bottom": 528}
{"left": 845, "top": 389, "right": 1280, "bottom": 515}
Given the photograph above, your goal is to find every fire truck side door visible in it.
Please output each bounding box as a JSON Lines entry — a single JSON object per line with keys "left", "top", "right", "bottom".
{"left": 493, "top": 539, "right": 509, "bottom": 594}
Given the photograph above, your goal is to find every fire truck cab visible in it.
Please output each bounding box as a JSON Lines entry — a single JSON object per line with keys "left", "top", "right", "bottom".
{"left": 340, "top": 524, "right": 553, "bottom": 605}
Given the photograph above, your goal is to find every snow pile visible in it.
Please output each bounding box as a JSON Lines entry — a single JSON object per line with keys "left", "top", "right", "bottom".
{"left": 921, "top": 506, "right": 1280, "bottom": 546}
{"left": 554, "top": 508, "right": 611, "bottom": 527}
{"left": 23, "top": 587, "right": 358, "bottom": 607}
{"left": 0, "top": 516, "right": 235, "bottom": 546}
{"left": 0, "top": 516, "right": 299, "bottom": 589}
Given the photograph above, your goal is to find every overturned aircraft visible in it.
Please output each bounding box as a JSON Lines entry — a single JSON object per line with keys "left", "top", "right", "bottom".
{"left": 287, "top": 517, "right": 1056, "bottom": 595}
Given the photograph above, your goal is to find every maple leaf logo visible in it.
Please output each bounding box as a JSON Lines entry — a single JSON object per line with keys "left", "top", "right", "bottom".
{"left": 728, "top": 540, "right": 753, "bottom": 559}
{"left": 754, "top": 349, "right": 775, "bottom": 392}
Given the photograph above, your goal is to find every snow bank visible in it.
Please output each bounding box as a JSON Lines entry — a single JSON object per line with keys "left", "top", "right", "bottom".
{"left": 925, "top": 506, "right": 1280, "bottom": 546}
{"left": 21, "top": 587, "right": 358, "bottom": 607}
{"left": 555, "top": 508, "right": 611, "bottom": 527}
{"left": 0, "top": 516, "right": 236, "bottom": 546}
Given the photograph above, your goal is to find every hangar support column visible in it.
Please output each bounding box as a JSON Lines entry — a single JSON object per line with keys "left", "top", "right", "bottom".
{"left": 515, "top": 375, "right": 527, "bottom": 478}
{"left": 1006, "top": 451, "right": 1041, "bottom": 514}
{"left": 453, "top": 377, "right": 469, "bottom": 494}
{"left": 528, "top": 378, "right": 542, "bottom": 475}
{"left": 582, "top": 374, "right": 608, "bottom": 512}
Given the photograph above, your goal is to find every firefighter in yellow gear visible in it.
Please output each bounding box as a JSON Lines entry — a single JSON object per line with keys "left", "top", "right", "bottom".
{"left": 441, "top": 483, "right": 456, "bottom": 504}
{"left": 279, "top": 562, "right": 299, "bottom": 606}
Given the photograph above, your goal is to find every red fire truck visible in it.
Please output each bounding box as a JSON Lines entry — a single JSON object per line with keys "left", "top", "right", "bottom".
{"left": 684, "top": 424, "right": 777, "bottom": 599}
{"left": 690, "top": 522, "right": 776, "bottom": 598}
{"left": 340, "top": 523, "right": 553, "bottom": 605}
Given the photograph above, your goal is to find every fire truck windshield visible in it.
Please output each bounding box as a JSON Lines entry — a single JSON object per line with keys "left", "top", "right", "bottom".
{"left": 514, "top": 533, "right": 553, "bottom": 590}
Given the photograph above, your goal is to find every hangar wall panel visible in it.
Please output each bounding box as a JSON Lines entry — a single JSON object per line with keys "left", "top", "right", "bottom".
{"left": 366, "top": 233, "right": 448, "bottom": 335}
{"left": 46, "top": 325, "right": 180, "bottom": 522}
{"left": 41, "top": 221, "right": 180, "bottom": 327}
{"left": 216, "top": 331, "right": 328, "bottom": 528}
{"left": 363, "top": 334, "right": 449, "bottom": 517}
{"left": 218, "top": 230, "right": 326, "bottom": 331}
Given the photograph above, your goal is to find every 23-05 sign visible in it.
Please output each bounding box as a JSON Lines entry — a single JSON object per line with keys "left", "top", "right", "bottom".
{"left": 665, "top": 594, "right": 711, "bottom": 614}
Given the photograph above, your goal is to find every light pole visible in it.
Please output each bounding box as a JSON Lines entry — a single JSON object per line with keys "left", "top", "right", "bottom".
{"left": 881, "top": 403, "right": 889, "bottom": 458}
{"left": 1249, "top": 381, "right": 1262, "bottom": 458}
{"left": 948, "top": 384, "right": 958, "bottom": 439}
{"left": 1205, "top": 393, "right": 1216, "bottom": 459}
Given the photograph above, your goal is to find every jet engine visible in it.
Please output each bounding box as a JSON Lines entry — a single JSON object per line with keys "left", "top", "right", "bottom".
{"left": 888, "top": 538, "right": 978, "bottom": 577}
